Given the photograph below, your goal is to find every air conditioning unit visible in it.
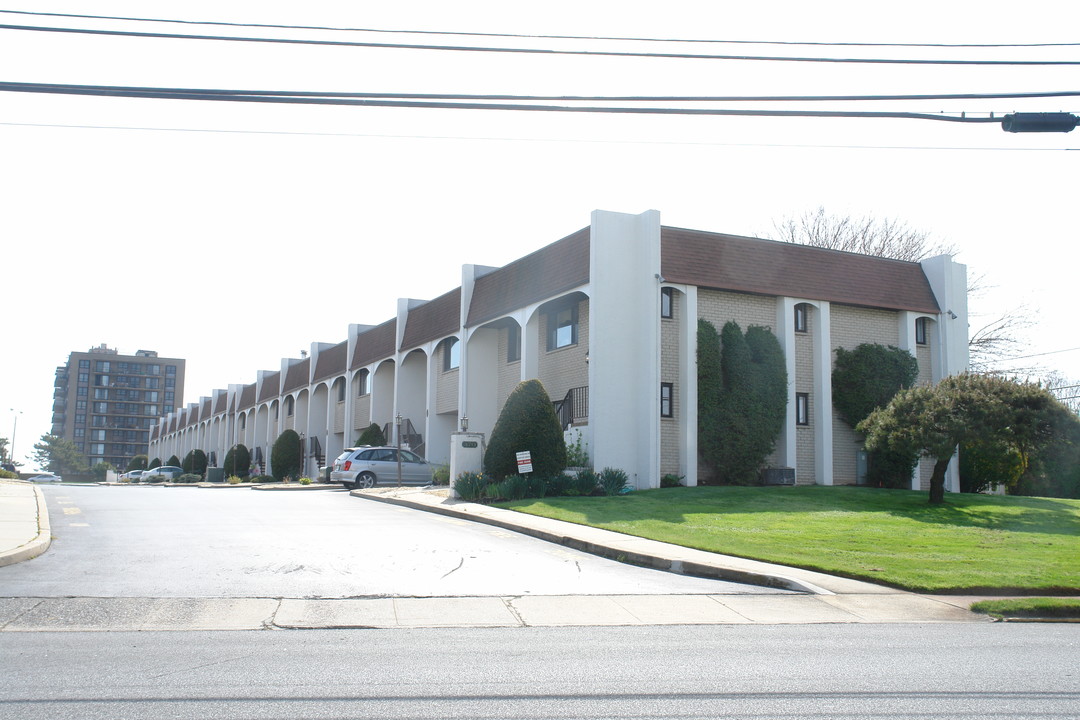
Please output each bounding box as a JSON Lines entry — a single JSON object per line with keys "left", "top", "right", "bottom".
{"left": 761, "top": 467, "right": 796, "bottom": 486}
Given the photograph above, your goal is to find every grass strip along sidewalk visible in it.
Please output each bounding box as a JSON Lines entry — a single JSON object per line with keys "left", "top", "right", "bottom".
{"left": 500, "top": 486, "right": 1080, "bottom": 595}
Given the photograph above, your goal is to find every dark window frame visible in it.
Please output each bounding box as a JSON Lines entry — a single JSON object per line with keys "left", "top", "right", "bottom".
{"left": 507, "top": 324, "right": 521, "bottom": 363}
{"left": 661, "top": 287, "right": 674, "bottom": 319}
{"left": 660, "top": 382, "right": 674, "bottom": 418}
{"left": 794, "top": 304, "right": 808, "bottom": 333}
{"left": 796, "top": 392, "right": 810, "bottom": 425}
{"left": 442, "top": 337, "right": 461, "bottom": 372}
{"left": 546, "top": 303, "right": 579, "bottom": 351}
{"left": 915, "top": 317, "right": 928, "bottom": 345}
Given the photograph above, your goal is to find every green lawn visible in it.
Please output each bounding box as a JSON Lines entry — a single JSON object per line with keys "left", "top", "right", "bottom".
{"left": 499, "top": 486, "right": 1080, "bottom": 593}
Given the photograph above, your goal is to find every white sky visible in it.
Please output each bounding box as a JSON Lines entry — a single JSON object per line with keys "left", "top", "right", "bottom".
{"left": 3, "top": 0, "right": 1078, "bottom": 470}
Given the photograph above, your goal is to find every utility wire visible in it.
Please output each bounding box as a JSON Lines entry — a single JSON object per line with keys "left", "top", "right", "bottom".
{"left": 0, "top": 81, "right": 1013, "bottom": 122}
{"left": 3, "top": 22, "right": 1079, "bottom": 66}
{"left": 4, "top": 82, "right": 1077, "bottom": 104}
{"left": 1, "top": 9, "right": 1078, "bottom": 49}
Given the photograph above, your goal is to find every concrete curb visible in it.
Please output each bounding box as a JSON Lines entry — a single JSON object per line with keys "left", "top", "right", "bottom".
{"left": 352, "top": 489, "right": 829, "bottom": 595}
{"left": 252, "top": 483, "right": 343, "bottom": 491}
{"left": 0, "top": 484, "right": 51, "bottom": 568}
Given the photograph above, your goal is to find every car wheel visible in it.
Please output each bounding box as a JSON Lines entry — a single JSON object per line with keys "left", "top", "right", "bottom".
{"left": 357, "top": 472, "right": 376, "bottom": 489}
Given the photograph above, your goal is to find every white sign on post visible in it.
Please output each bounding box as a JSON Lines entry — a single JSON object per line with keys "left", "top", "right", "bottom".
{"left": 515, "top": 451, "right": 533, "bottom": 475}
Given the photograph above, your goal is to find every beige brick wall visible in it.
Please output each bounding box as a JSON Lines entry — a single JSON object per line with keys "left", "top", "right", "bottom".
{"left": 830, "top": 305, "right": 901, "bottom": 485}
{"left": 497, "top": 326, "right": 521, "bottom": 412}
{"left": 794, "top": 313, "right": 816, "bottom": 485}
{"left": 352, "top": 395, "right": 371, "bottom": 437}
{"left": 435, "top": 341, "right": 459, "bottom": 415}
{"left": 538, "top": 299, "right": 590, "bottom": 406}
{"left": 660, "top": 290, "right": 681, "bottom": 478}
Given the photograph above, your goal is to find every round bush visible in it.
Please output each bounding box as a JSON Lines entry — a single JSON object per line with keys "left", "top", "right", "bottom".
{"left": 484, "top": 379, "right": 566, "bottom": 480}
{"left": 271, "top": 430, "right": 303, "bottom": 481}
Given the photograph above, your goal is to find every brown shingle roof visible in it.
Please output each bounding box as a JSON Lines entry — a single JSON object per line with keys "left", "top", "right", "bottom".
{"left": 282, "top": 358, "right": 310, "bottom": 393}
{"left": 238, "top": 383, "right": 256, "bottom": 410}
{"left": 401, "top": 288, "right": 461, "bottom": 351}
{"left": 660, "top": 227, "right": 940, "bottom": 313}
{"left": 351, "top": 320, "right": 397, "bottom": 369}
{"left": 466, "top": 228, "right": 590, "bottom": 327}
{"left": 200, "top": 397, "right": 212, "bottom": 419}
{"left": 313, "top": 342, "right": 347, "bottom": 382}
{"left": 257, "top": 372, "right": 280, "bottom": 403}
{"left": 213, "top": 391, "right": 227, "bottom": 414}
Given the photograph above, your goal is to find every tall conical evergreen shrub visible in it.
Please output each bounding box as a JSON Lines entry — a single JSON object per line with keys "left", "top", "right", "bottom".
{"left": 484, "top": 379, "right": 566, "bottom": 479}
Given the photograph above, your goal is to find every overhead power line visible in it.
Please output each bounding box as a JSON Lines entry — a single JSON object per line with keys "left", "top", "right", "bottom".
{"left": 2, "top": 9, "right": 1078, "bottom": 49}
{"left": 0, "top": 81, "right": 1016, "bottom": 123}
{"left": 4, "top": 82, "right": 1078, "bottom": 104}
{"left": 3, "top": 22, "right": 1080, "bottom": 66}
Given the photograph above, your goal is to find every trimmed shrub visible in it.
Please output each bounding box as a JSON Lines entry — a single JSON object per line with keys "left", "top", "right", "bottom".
{"left": 270, "top": 430, "right": 303, "bottom": 482}
{"left": 224, "top": 444, "right": 251, "bottom": 477}
{"left": 126, "top": 455, "right": 148, "bottom": 472}
{"left": 148, "top": 457, "right": 162, "bottom": 469}
{"left": 599, "top": 467, "right": 630, "bottom": 496}
{"left": 176, "top": 473, "right": 202, "bottom": 484}
{"left": 484, "top": 379, "right": 566, "bottom": 480}
{"left": 182, "top": 449, "right": 208, "bottom": 476}
{"left": 432, "top": 464, "right": 450, "bottom": 485}
{"left": 500, "top": 475, "right": 529, "bottom": 501}
{"left": 545, "top": 474, "right": 573, "bottom": 497}
{"left": 573, "top": 468, "right": 599, "bottom": 496}
{"left": 166, "top": 455, "right": 181, "bottom": 468}
{"left": 454, "top": 471, "right": 488, "bottom": 501}
{"left": 250, "top": 474, "right": 276, "bottom": 483}
{"left": 227, "top": 475, "right": 243, "bottom": 485}
{"left": 0, "top": 468, "right": 18, "bottom": 479}
{"left": 91, "top": 462, "right": 116, "bottom": 482}
{"left": 660, "top": 473, "right": 684, "bottom": 488}
{"left": 699, "top": 321, "right": 788, "bottom": 485}
{"left": 355, "top": 423, "right": 387, "bottom": 447}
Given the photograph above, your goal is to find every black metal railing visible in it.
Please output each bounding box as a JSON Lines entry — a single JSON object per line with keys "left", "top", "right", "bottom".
{"left": 553, "top": 386, "right": 589, "bottom": 429}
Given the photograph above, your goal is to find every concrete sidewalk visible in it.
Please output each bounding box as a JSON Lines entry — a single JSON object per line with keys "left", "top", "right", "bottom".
{"left": 0, "top": 481, "right": 51, "bottom": 568}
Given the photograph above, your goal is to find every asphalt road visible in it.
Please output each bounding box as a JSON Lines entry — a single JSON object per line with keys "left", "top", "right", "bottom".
{"left": 0, "top": 485, "right": 781, "bottom": 598}
{"left": 2, "top": 624, "right": 1077, "bottom": 719}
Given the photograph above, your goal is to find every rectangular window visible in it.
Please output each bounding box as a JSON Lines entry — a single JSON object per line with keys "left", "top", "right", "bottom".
{"left": 75, "top": 414, "right": 86, "bottom": 425}
{"left": 165, "top": 377, "right": 175, "bottom": 388}
{"left": 356, "top": 371, "right": 369, "bottom": 396}
{"left": 915, "top": 317, "right": 928, "bottom": 345}
{"left": 95, "top": 361, "right": 110, "bottom": 372}
{"left": 95, "top": 374, "right": 110, "bottom": 386}
{"left": 337, "top": 383, "right": 346, "bottom": 402}
{"left": 794, "top": 305, "right": 808, "bottom": 333}
{"left": 796, "top": 393, "right": 810, "bottom": 426}
{"left": 79, "top": 359, "right": 90, "bottom": 369}
{"left": 507, "top": 324, "right": 521, "bottom": 363}
{"left": 442, "top": 338, "right": 460, "bottom": 371}
{"left": 166, "top": 365, "right": 177, "bottom": 376}
{"left": 78, "top": 372, "right": 89, "bottom": 383}
{"left": 660, "top": 382, "right": 674, "bottom": 418}
{"left": 661, "top": 287, "right": 674, "bottom": 319}
{"left": 546, "top": 304, "right": 579, "bottom": 351}
{"left": 74, "top": 427, "right": 85, "bottom": 438}
{"left": 149, "top": 364, "right": 161, "bottom": 375}
{"left": 77, "top": 386, "right": 87, "bottom": 397}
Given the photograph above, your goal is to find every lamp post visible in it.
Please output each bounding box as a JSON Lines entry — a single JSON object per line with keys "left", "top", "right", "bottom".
{"left": 9, "top": 409, "right": 21, "bottom": 467}
{"left": 395, "top": 413, "right": 402, "bottom": 487}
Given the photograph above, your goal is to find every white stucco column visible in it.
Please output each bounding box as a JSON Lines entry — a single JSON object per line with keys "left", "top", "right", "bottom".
{"left": 814, "top": 301, "right": 834, "bottom": 486}
{"left": 776, "top": 297, "right": 799, "bottom": 472}
{"left": 588, "top": 209, "right": 662, "bottom": 490}
{"left": 679, "top": 285, "right": 698, "bottom": 486}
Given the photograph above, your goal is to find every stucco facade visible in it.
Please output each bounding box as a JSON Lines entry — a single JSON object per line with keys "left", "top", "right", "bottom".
{"left": 149, "top": 209, "right": 969, "bottom": 491}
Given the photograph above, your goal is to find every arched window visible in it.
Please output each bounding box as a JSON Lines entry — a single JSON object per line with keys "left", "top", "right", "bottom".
{"left": 442, "top": 337, "right": 461, "bottom": 371}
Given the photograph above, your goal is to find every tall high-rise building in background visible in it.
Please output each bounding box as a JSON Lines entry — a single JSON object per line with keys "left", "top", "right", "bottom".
{"left": 52, "top": 345, "right": 185, "bottom": 470}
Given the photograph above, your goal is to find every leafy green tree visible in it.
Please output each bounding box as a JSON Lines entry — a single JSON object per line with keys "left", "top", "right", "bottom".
{"left": 698, "top": 321, "right": 787, "bottom": 484}
{"left": 166, "top": 455, "right": 181, "bottom": 468}
{"left": 832, "top": 343, "right": 920, "bottom": 488}
{"left": 959, "top": 440, "right": 1025, "bottom": 494}
{"left": 31, "top": 434, "right": 88, "bottom": 476}
{"left": 91, "top": 462, "right": 116, "bottom": 482}
{"left": 484, "top": 379, "right": 566, "bottom": 480}
{"left": 355, "top": 423, "right": 387, "bottom": 447}
{"left": 126, "top": 455, "right": 148, "bottom": 472}
{"left": 148, "top": 457, "right": 162, "bottom": 469}
{"left": 860, "top": 373, "right": 1074, "bottom": 504}
{"left": 271, "top": 430, "right": 303, "bottom": 481}
{"left": 0, "top": 437, "right": 10, "bottom": 464}
{"left": 224, "top": 444, "right": 251, "bottom": 476}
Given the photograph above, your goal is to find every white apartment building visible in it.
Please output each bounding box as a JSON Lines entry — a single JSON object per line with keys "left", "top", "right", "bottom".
{"left": 149, "top": 209, "right": 968, "bottom": 490}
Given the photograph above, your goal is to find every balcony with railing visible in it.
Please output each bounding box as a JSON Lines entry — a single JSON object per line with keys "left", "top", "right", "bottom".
{"left": 553, "top": 386, "right": 589, "bottom": 429}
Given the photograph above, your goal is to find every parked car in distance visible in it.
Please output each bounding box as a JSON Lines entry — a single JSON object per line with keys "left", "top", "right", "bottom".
{"left": 119, "top": 470, "right": 144, "bottom": 481}
{"left": 140, "top": 466, "right": 184, "bottom": 482}
{"left": 331, "top": 446, "right": 433, "bottom": 488}
{"left": 28, "top": 473, "right": 62, "bottom": 483}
